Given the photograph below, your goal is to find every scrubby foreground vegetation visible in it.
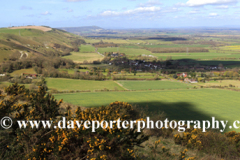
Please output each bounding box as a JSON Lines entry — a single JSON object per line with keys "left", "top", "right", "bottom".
{"left": 1, "top": 26, "right": 240, "bottom": 159}
{"left": 1, "top": 83, "right": 240, "bottom": 160}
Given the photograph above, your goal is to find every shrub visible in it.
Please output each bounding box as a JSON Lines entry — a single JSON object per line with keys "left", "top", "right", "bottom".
{"left": 174, "top": 128, "right": 240, "bottom": 159}
{"left": 0, "top": 83, "right": 149, "bottom": 160}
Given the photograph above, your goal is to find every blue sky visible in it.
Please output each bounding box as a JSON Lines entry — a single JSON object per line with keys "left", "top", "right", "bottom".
{"left": 1, "top": 0, "right": 240, "bottom": 28}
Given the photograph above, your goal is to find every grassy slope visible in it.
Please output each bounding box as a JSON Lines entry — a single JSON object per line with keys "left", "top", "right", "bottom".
{"left": 54, "top": 89, "right": 240, "bottom": 132}
{"left": 46, "top": 78, "right": 125, "bottom": 91}
{"left": 117, "top": 80, "right": 193, "bottom": 90}
{"left": 0, "top": 27, "right": 83, "bottom": 61}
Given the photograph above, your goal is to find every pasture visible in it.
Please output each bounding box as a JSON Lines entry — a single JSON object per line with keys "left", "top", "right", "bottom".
{"left": 46, "top": 78, "right": 125, "bottom": 91}
{"left": 117, "top": 80, "right": 193, "bottom": 90}
{"left": 79, "top": 44, "right": 95, "bottom": 53}
{"left": 54, "top": 89, "right": 240, "bottom": 132}
{"left": 10, "top": 68, "right": 36, "bottom": 76}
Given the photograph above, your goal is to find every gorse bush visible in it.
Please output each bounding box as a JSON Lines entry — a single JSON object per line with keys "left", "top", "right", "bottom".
{"left": 174, "top": 128, "right": 240, "bottom": 159}
{"left": 0, "top": 83, "right": 148, "bottom": 160}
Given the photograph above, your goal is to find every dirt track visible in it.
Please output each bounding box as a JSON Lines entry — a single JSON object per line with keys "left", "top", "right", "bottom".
{"left": 10, "top": 26, "right": 52, "bottom": 32}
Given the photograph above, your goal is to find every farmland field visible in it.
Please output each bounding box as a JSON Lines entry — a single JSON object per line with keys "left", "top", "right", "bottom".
{"left": 141, "top": 44, "right": 210, "bottom": 48}
{"left": 54, "top": 89, "right": 240, "bottom": 132}
{"left": 63, "top": 52, "right": 103, "bottom": 63}
{"left": 10, "top": 68, "right": 36, "bottom": 76}
{"left": 153, "top": 51, "right": 240, "bottom": 60}
{"left": 98, "top": 47, "right": 152, "bottom": 56}
{"left": 198, "top": 80, "right": 240, "bottom": 88}
{"left": 46, "top": 78, "right": 125, "bottom": 91}
{"left": 79, "top": 44, "right": 95, "bottom": 53}
{"left": 97, "top": 45, "right": 240, "bottom": 60}
{"left": 117, "top": 80, "right": 193, "bottom": 90}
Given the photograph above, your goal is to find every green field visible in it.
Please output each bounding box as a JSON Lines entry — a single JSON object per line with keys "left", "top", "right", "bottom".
{"left": 79, "top": 44, "right": 95, "bottom": 53}
{"left": 46, "top": 78, "right": 124, "bottom": 91}
{"left": 54, "top": 89, "right": 240, "bottom": 132}
{"left": 117, "top": 80, "right": 193, "bottom": 90}
{"left": 63, "top": 52, "right": 103, "bottom": 63}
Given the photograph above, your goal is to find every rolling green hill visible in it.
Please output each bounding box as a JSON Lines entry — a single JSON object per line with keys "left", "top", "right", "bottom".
{"left": 0, "top": 26, "right": 86, "bottom": 62}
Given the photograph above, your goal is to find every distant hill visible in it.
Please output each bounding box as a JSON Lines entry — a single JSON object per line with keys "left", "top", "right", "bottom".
{"left": 58, "top": 26, "right": 103, "bottom": 34}
{"left": 0, "top": 26, "right": 86, "bottom": 62}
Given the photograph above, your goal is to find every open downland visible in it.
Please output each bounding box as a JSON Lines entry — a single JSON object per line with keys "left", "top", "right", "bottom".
{"left": 46, "top": 78, "right": 125, "bottom": 91}
{"left": 54, "top": 89, "right": 240, "bottom": 132}
{"left": 10, "top": 26, "right": 52, "bottom": 32}
{"left": 117, "top": 80, "right": 193, "bottom": 90}
{"left": 63, "top": 52, "right": 103, "bottom": 63}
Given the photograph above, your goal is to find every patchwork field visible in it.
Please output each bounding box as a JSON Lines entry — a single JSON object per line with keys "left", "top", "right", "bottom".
{"left": 46, "top": 78, "right": 125, "bottom": 91}
{"left": 117, "top": 80, "right": 193, "bottom": 90}
{"left": 151, "top": 51, "right": 240, "bottom": 60}
{"left": 54, "top": 89, "right": 240, "bottom": 132}
{"left": 63, "top": 52, "right": 103, "bottom": 63}
{"left": 96, "top": 45, "right": 240, "bottom": 60}
{"left": 98, "top": 47, "right": 152, "bottom": 56}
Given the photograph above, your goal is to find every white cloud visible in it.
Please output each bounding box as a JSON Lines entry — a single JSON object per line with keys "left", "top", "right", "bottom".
{"left": 100, "top": 6, "right": 161, "bottom": 16}
{"left": 67, "top": 9, "right": 73, "bottom": 12}
{"left": 138, "top": 0, "right": 162, "bottom": 7}
{"left": 186, "top": 0, "right": 237, "bottom": 6}
{"left": 41, "top": 11, "right": 51, "bottom": 15}
{"left": 215, "top": 5, "right": 229, "bottom": 8}
{"left": 209, "top": 13, "right": 218, "bottom": 16}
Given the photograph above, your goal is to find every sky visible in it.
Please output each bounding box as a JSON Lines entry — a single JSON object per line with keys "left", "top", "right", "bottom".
{"left": 1, "top": 0, "right": 240, "bottom": 29}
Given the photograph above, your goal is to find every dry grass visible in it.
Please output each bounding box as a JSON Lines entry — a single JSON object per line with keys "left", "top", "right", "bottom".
{"left": 198, "top": 80, "right": 240, "bottom": 88}
{"left": 10, "top": 26, "right": 52, "bottom": 32}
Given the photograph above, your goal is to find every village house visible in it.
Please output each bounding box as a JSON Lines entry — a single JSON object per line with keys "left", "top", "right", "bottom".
{"left": 22, "top": 73, "right": 38, "bottom": 79}
{"left": 177, "top": 72, "right": 188, "bottom": 78}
